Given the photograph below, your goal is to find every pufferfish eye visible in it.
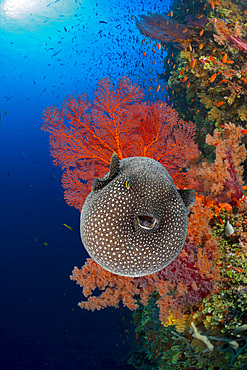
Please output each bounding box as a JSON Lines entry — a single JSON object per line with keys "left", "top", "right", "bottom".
{"left": 125, "top": 179, "right": 130, "bottom": 189}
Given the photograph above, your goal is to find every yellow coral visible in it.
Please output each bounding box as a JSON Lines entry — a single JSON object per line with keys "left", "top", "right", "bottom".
{"left": 208, "top": 106, "right": 221, "bottom": 124}
{"left": 163, "top": 311, "right": 191, "bottom": 333}
{"left": 198, "top": 93, "right": 214, "bottom": 108}
{"left": 237, "top": 104, "right": 247, "bottom": 122}
{"left": 163, "top": 310, "right": 177, "bottom": 327}
{"left": 175, "top": 314, "right": 191, "bottom": 333}
{"left": 204, "top": 315, "right": 213, "bottom": 330}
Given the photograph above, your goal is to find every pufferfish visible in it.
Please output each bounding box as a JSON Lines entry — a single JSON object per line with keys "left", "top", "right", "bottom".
{"left": 80, "top": 153, "right": 196, "bottom": 277}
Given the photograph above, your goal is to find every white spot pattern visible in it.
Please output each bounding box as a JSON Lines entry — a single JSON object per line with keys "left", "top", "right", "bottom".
{"left": 80, "top": 157, "right": 188, "bottom": 277}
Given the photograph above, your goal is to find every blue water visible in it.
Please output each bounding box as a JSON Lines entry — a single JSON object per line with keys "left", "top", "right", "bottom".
{"left": 0, "top": 0, "right": 170, "bottom": 369}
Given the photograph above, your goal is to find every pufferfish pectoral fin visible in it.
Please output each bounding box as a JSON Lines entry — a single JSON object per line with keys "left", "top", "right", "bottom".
{"left": 178, "top": 189, "right": 196, "bottom": 211}
{"left": 91, "top": 152, "right": 120, "bottom": 191}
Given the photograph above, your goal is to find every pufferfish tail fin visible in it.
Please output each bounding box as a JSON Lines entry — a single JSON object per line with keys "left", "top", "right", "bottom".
{"left": 178, "top": 189, "right": 196, "bottom": 212}
{"left": 91, "top": 152, "right": 120, "bottom": 191}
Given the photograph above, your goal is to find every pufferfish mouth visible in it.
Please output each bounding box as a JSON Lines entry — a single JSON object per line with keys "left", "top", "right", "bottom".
{"left": 137, "top": 215, "right": 157, "bottom": 230}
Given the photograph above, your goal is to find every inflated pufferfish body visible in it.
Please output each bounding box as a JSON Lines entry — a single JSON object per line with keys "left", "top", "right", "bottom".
{"left": 80, "top": 153, "right": 196, "bottom": 277}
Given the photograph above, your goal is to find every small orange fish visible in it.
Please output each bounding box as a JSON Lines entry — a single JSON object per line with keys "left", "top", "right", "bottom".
{"left": 170, "top": 11, "right": 173, "bottom": 17}
{"left": 188, "top": 43, "right": 192, "bottom": 51}
{"left": 222, "top": 53, "right": 227, "bottom": 63}
{"left": 237, "top": 267, "right": 245, "bottom": 273}
{"left": 182, "top": 76, "right": 188, "bottom": 82}
{"left": 212, "top": 48, "right": 217, "bottom": 53}
{"left": 143, "top": 51, "right": 146, "bottom": 56}
{"left": 208, "top": 0, "right": 215, "bottom": 10}
{"left": 216, "top": 101, "right": 224, "bottom": 107}
{"left": 199, "top": 29, "right": 204, "bottom": 36}
{"left": 213, "top": 142, "right": 219, "bottom": 146}
{"left": 210, "top": 73, "right": 217, "bottom": 82}
{"left": 226, "top": 60, "right": 234, "bottom": 63}
{"left": 180, "top": 69, "right": 184, "bottom": 75}
{"left": 199, "top": 43, "right": 204, "bottom": 50}
{"left": 190, "top": 59, "right": 196, "bottom": 69}
{"left": 195, "top": 109, "right": 200, "bottom": 115}
{"left": 152, "top": 47, "right": 155, "bottom": 53}
{"left": 183, "top": 28, "right": 188, "bottom": 33}
{"left": 218, "top": 79, "right": 228, "bottom": 85}
{"left": 186, "top": 81, "right": 190, "bottom": 88}
{"left": 198, "top": 14, "right": 204, "bottom": 19}
{"left": 158, "top": 42, "right": 162, "bottom": 50}
{"left": 241, "top": 129, "right": 247, "bottom": 134}
{"left": 242, "top": 186, "right": 247, "bottom": 190}
{"left": 156, "top": 84, "right": 161, "bottom": 92}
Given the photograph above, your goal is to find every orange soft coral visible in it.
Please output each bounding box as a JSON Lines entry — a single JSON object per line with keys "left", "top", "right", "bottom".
{"left": 70, "top": 259, "right": 141, "bottom": 311}
{"left": 70, "top": 195, "right": 221, "bottom": 323}
{"left": 190, "top": 123, "right": 246, "bottom": 204}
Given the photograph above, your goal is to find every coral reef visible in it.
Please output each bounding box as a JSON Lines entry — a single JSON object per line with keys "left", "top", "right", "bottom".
{"left": 42, "top": 0, "right": 247, "bottom": 368}
{"left": 126, "top": 0, "right": 247, "bottom": 368}
{"left": 128, "top": 201, "right": 247, "bottom": 369}
{"left": 137, "top": 0, "right": 247, "bottom": 143}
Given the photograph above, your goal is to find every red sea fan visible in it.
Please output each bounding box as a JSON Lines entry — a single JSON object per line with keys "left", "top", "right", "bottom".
{"left": 136, "top": 12, "right": 207, "bottom": 49}
{"left": 132, "top": 101, "right": 198, "bottom": 187}
{"left": 42, "top": 77, "right": 198, "bottom": 210}
{"left": 42, "top": 77, "right": 144, "bottom": 209}
{"left": 213, "top": 18, "right": 247, "bottom": 52}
